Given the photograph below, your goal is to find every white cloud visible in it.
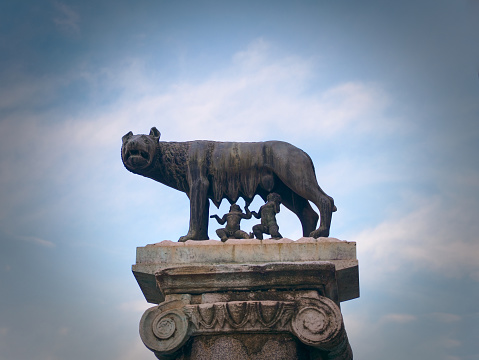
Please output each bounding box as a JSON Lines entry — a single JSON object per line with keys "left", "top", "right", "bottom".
{"left": 118, "top": 300, "right": 152, "bottom": 314}
{"left": 0, "top": 226, "right": 55, "bottom": 248}
{"left": 19, "top": 235, "right": 56, "bottom": 248}
{"left": 441, "top": 338, "right": 461, "bottom": 348}
{"left": 425, "top": 312, "right": 461, "bottom": 323}
{"left": 2, "top": 40, "right": 477, "bottom": 273}
{"left": 342, "top": 308, "right": 470, "bottom": 360}
{"left": 117, "top": 338, "right": 154, "bottom": 360}
{"left": 0, "top": 39, "right": 394, "bottom": 241}
{"left": 0, "top": 39, "right": 391, "bottom": 160}
{"left": 354, "top": 193, "right": 479, "bottom": 280}
{"left": 232, "top": 38, "right": 273, "bottom": 70}
{"left": 0, "top": 71, "right": 65, "bottom": 112}
{"left": 50, "top": 39, "right": 392, "bottom": 145}
{"left": 53, "top": 2, "right": 80, "bottom": 35}
{"left": 380, "top": 313, "right": 416, "bottom": 324}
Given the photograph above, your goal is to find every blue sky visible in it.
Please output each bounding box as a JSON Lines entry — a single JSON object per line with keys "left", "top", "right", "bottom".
{"left": 1, "top": 1, "right": 478, "bottom": 359}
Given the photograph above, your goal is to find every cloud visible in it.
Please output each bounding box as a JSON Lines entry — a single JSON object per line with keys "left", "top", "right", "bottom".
{"left": 0, "top": 38, "right": 394, "bottom": 241}
{"left": 53, "top": 2, "right": 80, "bottom": 35}
{"left": 380, "top": 313, "right": 416, "bottom": 324}
{"left": 0, "top": 70, "right": 66, "bottom": 112}
{"left": 0, "top": 226, "right": 55, "bottom": 248}
{"left": 425, "top": 312, "right": 462, "bottom": 324}
{"left": 441, "top": 338, "right": 461, "bottom": 348}
{"left": 18, "top": 235, "right": 56, "bottom": 248}
{"left": 43, "top": 38, "right": 391, "bottom": 145}
{"left": 118, "top": 300, "right": 152, "bottom": 314}
{"left": 354, "top": 192, "right": 479, "bottom": 280}
{"left": 343, "top": 307, "right": 471, "bottom": 360}
{"left": 0, "top": 38, "right": 391, "bottom": 154}
{"left": 154, "top": 46, "right": 390, "bottom": 142}
{"left": 117, "top": 338, "right": 153, "bottom": 360}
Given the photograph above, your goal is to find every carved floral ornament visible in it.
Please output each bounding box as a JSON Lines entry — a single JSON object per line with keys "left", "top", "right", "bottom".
{"left": 139, "top": 297, "right": 351, "bottom": 359}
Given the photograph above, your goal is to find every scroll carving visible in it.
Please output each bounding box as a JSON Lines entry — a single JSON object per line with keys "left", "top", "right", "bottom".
{"left": 139, "top": 300, "right": 191, "bottom": 356}
{"left": 139, "top": 296, "right": 352, "bottom": 359}
{"left": 291, "top": 297, "right": 352, "bottom": 359}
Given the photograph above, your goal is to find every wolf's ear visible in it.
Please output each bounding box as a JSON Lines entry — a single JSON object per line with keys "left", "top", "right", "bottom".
{"left": 122, "top": 131, "right": 133, "bottom": 144}
{"left": 149, "top": 127, "right": 161, "bottom": 141}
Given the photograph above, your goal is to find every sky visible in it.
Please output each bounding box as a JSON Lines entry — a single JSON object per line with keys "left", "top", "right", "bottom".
{"left": 0, "top": 0, "right": 478, "bottom": 359}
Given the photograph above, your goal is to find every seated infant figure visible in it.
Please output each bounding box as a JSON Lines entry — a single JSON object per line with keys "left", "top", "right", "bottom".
{"left": 210, "top": 203, "right": 253, "bottom": 242}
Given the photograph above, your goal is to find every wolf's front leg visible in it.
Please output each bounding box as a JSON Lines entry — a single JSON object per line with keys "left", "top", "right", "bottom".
{"left": 179, "top": 177, "right": 210, "bottom": 241}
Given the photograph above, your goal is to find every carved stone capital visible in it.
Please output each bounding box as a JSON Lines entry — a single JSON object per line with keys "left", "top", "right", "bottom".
{"left": 139, "top": 295, "right": 352, "bottom": 359}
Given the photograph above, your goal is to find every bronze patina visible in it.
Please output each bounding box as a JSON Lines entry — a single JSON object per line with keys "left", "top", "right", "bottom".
{"left": 121, "top": 127, "right": 336, "bottom": 241}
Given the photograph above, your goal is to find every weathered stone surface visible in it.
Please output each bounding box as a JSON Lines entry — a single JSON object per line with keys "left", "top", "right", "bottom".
{"left": 135, "top": 238, "right": 358, "bottom": 359}
{"left": 178, "top": 334, "right": 313, "bottom": 360}
{"left": 140, "top": 299, "right": 191, "bottom": 356}
{"left": 140, "top": 292, "right": 351, "bottom": 360}
{"left": 136, "top": 238, "right": 355, "bottom": 264}
{"left": 133, "top": 237, "right": 358, "bottom": 304}
{"left": 156, "top": 262, "right": 339, "bottom": 305}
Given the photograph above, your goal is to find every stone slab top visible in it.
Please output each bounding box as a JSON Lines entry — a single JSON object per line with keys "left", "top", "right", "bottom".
{"left": 135, "top": 237, "right": 356, "bottom": 266}
{"left": 132, "top": 237, "right": 359, "bottom": 304}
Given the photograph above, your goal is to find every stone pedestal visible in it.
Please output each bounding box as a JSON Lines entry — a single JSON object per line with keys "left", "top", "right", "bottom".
{"left": 133, "top": 238, "right": 359, "bottom": 360}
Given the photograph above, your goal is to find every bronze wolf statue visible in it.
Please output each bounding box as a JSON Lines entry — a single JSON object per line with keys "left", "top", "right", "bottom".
{"left": 121, "top": 127, "right": 336, "bottom": 241}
